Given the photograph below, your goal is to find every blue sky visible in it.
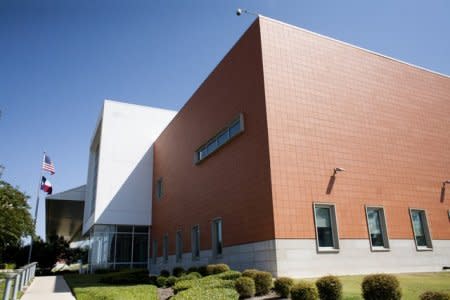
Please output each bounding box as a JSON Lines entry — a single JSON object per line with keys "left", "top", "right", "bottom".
{"left": 1, "top": 0, "right": 449, "bottom": 239}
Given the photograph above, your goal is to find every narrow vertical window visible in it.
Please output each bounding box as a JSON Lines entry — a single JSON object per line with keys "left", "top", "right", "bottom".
{"left": 191, "top": 225, "right": 200, "bottom": 260}
{"left": 313, "top": 203, "right": 339, "bottom": 251}
{"left": 366, "top": 206, "right": 390, "bottom": 250}
{"left": 152, "top": 240, "right": 158, "bottom": 264}
{"left": 212, "top": 219, "right": 223, "bottom": 257}
{"left": 156, "top": 178, "right": 164, "bottom": 200}
{"left": 410, "top": 209, "right": 433, "bottom": 250}
{"left": 176, "top": 230, "right": 183, "bottom": 263}
{"left": 163, "top": 234, "right": 168, "bottom": 263}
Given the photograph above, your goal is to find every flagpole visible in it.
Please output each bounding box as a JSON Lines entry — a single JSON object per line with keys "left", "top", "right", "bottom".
{"left": 27, "top": 152, "right": 45, "bottom": 264}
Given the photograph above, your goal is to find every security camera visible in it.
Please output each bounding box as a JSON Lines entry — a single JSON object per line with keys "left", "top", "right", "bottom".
{"left": 334, "top": 167, "right": 345, "bottom": 172}
{"left": 236, "top": 8, "right": 242, "bottom": 16}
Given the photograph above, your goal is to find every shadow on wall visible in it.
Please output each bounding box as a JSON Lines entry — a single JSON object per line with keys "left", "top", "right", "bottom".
{"left": 96, "top": 146, "right": 153, "bottom": 225}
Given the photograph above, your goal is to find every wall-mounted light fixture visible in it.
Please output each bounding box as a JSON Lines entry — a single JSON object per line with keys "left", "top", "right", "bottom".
{"left": 441, "top": 180, "right": 450, "bottom": 203}
{"left": 333, "top": 167, "right": 345, "bottom": 176}
{"left": 327, "top": 167, "right": 345, "bottom": 194}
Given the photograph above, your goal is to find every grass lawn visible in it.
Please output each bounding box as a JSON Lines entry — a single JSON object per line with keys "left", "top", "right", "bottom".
{"left": 313, "top": 272, "right": 450, "bottom": 300}
{"left": 64, "top": 274, "right": 158, "bottom": 300}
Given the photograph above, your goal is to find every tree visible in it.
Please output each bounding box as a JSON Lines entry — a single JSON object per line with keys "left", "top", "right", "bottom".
{"left": 0, "top": 180, "right": 34, "bottom": 262}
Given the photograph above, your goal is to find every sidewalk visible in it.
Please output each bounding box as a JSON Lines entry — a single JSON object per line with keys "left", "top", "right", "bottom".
{"left": 21, "top": 276, "right": 75, "bottom": 300}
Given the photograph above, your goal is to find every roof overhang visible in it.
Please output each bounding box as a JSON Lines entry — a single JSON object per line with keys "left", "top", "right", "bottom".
{"left": 46, "top": 185, "right": 86, "bottom": 242}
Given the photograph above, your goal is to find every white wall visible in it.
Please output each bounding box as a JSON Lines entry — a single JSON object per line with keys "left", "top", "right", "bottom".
{"left": 150, "top": 239, "right": 450, "bottom": 277}
{"left": 82, "top": 100, "right": 176, "bottom": 234}
{"left": 275, "top": 239, "right": 450, "bottom": 278}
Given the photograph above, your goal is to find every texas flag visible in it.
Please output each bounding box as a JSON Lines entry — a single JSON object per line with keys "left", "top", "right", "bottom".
{"left": 41, "top": 176, "right": 53, "bottom": 195}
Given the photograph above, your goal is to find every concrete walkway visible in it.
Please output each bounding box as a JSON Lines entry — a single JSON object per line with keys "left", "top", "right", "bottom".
{"left": 21, "top": 276, "right": 75, "bottom": 300}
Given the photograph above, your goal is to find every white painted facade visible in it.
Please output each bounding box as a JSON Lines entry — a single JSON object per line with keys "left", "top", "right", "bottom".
{"left": 150, "top": 239, "right": 450, "bottom": 277}
{"left": 82, "top": 100, "right": 177, "bottom": 234}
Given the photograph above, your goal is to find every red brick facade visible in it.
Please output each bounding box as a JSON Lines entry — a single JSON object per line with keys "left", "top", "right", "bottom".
{"left": 151, "top": 17, "right": 450, "bottom": 259}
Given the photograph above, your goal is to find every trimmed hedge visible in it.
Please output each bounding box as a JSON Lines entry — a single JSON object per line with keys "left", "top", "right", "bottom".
{"left": 160, "top": 269, "right": 170, "bottom": 277}
{"left": 235, "top": 277, "right": 256, "bottom": 298}
{"left": 291, "top": 281, "right": 319, "bottom": 300}
{"left": 177, "top": 272, "right": 202, "bottom": 282}
{"left": 173, "top": 267, "right": 186, "bottom": 277}
{"left": 214, "top": 270, "right": 242, "bottom": 281}
{"left": 99, "top": 269, "right": 149, "bottom": 285}
{"left": 198, "top": 265, "right": 208, "bottom": 277}
{"left": 206, "top": 264, "right": 231, "bottom": 275}
{"left": 316, "top": 275, "right": 342, "bottom": 300}
{"left": 173, "top": 277, "right": 235, "bottom": 294}
{"left": 274, "top": 277, "right": 294, "bottom": 298}
{"left": 156, "top": 276, "right": 168, "bottom": 287}
{"left": 187, "top": 267, "right": 199, "bottom": 274}
{"left": 172, "top": 287, "right": 239, "bottom": 300}
{"left": 242, "top": 269, "right": 272, "bottom": 296}
{"left": 420, "top": 291, "right": 450, "bottom": 300}
{"left": 361, "top": 274, "right": 402, "bottom": 300}
{"left": 166, "top": 276, "right": 178, "bottom": 287}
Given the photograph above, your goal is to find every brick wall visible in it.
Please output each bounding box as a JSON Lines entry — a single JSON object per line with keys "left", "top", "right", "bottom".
{"left": 260, "top": 17, "right": 450, "bottom": 240}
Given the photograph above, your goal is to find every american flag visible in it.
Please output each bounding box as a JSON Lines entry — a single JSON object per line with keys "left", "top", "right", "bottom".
{"left": 42, "top": 154, "right": 55, "bottom": 175}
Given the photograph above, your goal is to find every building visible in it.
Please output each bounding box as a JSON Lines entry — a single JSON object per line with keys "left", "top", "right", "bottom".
{"left": 47, "top": 16, "right": 450, "bottom": 277}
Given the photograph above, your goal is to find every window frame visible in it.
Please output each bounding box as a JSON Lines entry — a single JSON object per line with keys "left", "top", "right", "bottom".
{"left": 156, "top": 177, "right": 164, "bottom": 200}
{"left": 313, "top": 203, "right": 340, "bottom": 253}
{"left": 151, "top": 239, "right": 158, "bottom": 264}
{"left": 194, "top": 113, "right": 245, "bottom": 164}
{"left": 211, "top": 218, "right": 223, "bottom": 258}
{"left": 191, "top": 225, "right": 200, "bottom": 261}
{"left": 409, "top": 208, "right": 433, "bottom": 251}
{"left": 163, "top": 234, "right": 169, "bottom": 263}
{"left": 176, "top": 230, "right": 183, "bottom": 263}
{"left": 365, "top": 205, "right": 390, "bottom": 251}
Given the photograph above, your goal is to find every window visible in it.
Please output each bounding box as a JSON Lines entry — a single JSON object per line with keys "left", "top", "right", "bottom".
{"left": 313, "top": 203, "right": 339, "bottom": 251}
{"left": 195, "top": 114, "right": 244, "bottom": 163}
{"left": 212, "top": 219, "right": 223, "bottom": 257}
{"left": 191, "top": 225, "right": 200, "bottom": 260}
{"left": 152, "top": 240, "right": 158, "bottom": 264}
{"left": 176, "top": 230, "right": 183, "bottom": 262}
{"left": 156, "top": 178, "right": 164, "bottom": 199}
{"left": 163, "top": 234, "right": 169, "bottom": 263}
{"left": 365, "top": 206, "right": 390, "bottom": 250}
{"left": 410, "top": 209, "right": 433, "bottom": 250}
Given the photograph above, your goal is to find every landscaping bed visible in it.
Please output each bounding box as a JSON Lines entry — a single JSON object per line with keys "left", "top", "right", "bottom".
{"left": 64, "top": 265, "right": 450, "bottom": 300}
{"left": 64, "top": 271, "right": 158, "bottom": 300}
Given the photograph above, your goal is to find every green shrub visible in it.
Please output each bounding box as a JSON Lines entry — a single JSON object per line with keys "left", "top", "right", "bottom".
{"left": 361, "top": 274, "right": 401, "bottom": 300}
{"left": 206, "top": 263, "right": 230, "bottom": 275}
{"left": 172, "top": 287, "right": 239, "bottom": 300}
{"left": 316, "top": 275, "right": 342, "bottom": 300}
{"left": 242, "top": 269, "right": 259, "bottom": 279}
{"left": 235, "top": 276, "right": 255, "bottom": 298}
{"left": 94, "top": 268, "right": 116, "bottom": 274}
{"left": 187, "top": 267, "right": 199, "bottom": 273}
{"left": 173, "top": 279, "right": 200, "bottom": 294}
{"left": 242, "top": 269, "right": 272, "bottom": 295}
{"left": 214, "top": 270, "right": 241, "bottom": 281}
{"left": 173, "top": 266, "right": 186, "bottom": 277}
{"left": 160, "top": 269, "right": 170, "bottom": 277}
{"left": 198, "top": 265, "right": 208, "bottom": 276}
{"left": 166, "top": 276, "right": 178, "bottom": 287}
{"left": 177, "top": 272, "right": 202, "bottom": 282}
{"left": 156, "top": 276, "right": 168, "bottom": 287}
{"left": 274, "top": 277, "right": 294, "bottom": 298}
{"left": 291, "top": 281, "right": 319, "bottom": 300}
{"left": 420, "top": 291, "right": 450, "bottom": 300}
{"left": 149, "top": 275, "right": 158, "bottom": 285}
{"left": 173, "top": 278, "right": 234, "bottom": 294}
{"left": 255, "top": 271, "right": 273, "bottom": 295}
{"left": 99, "top": 269, "right": 149, "bottom": 285}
